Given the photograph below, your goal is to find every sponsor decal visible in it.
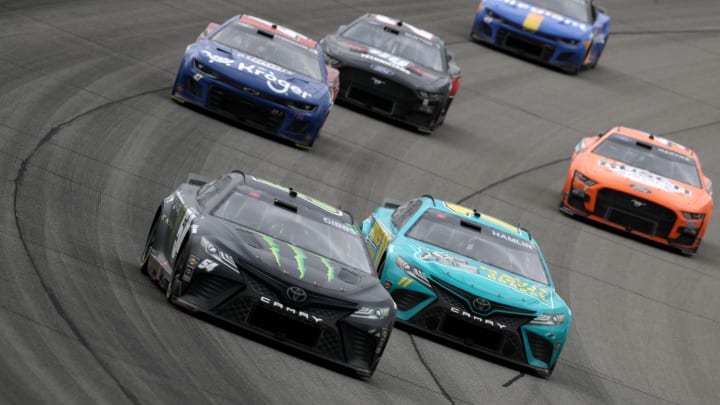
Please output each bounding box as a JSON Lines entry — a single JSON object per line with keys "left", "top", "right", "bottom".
{"left": 237, "top": 62, "right": 312, "bottom": 99}
{"left": 629, "top": 183, "right": 652, "bottom": 194}
{"left": 198, "top": 259, "right": 219, "bottom": 272}
{"left": 599, "top": 159, "right": 691, "bottom": 195}
{"left": 200, "top": 50, "right": 234, "bottom": 66}
{"left": 523, "top": 13, "right": 544, "bottom": 32}
{"left": 360, "top": 49, "right": 413, "bottom": 74}
{"left": 489, "top": 229, "right": 535, "bottom": 251}
{"left": 171, "top": 205, "right": 196, "bottom": 259}
{"left": 262, "top": 235, "right": 282, "bottom": 267}
{"left": 288, "top": 245, "right": 307, "bottom": 279}
{"left": 323, "top": 217, "right": 358, "bottom": 235}
{"left": 450, "top": 307, "right": 508, "bottom": 329}
{"left": 320, "top": 257, "right": 335, "bottom": 282}
{"left": 367, "top": 220, "right": 391, "bottom": 268}
{"left": 653, "top": 136, "right": 691, "bottom": 153}
{"left": 259, "top": 296, "right": 323, "bottom": 323}
{"left": 242, "top": 54, "right": 290, "bottom": 74}
{"left": 370, "top": 64, "right": 395, "bottom": 76}
{"left": 416, "top": 251, "right": 478, "bottom": 274}
{"left": 500, "top": 0, "right": 588, "bottom": 31}
{"left": 397, "top": 276, "right": 414, "bottom": 288}
{"left": 655, "top": 144, "right": 693, "bottom": 162}
{"left": 375, "top": 328, "right": 390, "bottom": 355}
{"left": 486, "top": 268, "right": 550, "bottom": 303}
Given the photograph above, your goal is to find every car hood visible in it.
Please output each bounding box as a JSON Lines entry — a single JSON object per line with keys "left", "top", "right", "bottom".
{"left": 579, "top": 153, "right": 712, "bottom": 209}
{"left": 191, "top": 40, "right": 329, "bottom": 103}
{"left": 484, "top": 0, "right": 592, "bottom": 39}
{"left": 205, "top": 219, "right": 384, "bottom": 299}
{"left": 403, "top": 240, "right": 567, "bottom": 312}
{"left": 323, "top": 35, "right": 449, "bottom": 90}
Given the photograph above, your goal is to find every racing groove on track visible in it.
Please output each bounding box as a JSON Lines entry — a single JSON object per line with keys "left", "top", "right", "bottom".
{"left": 2, "top": 1, "right": 720, "bottom": 404}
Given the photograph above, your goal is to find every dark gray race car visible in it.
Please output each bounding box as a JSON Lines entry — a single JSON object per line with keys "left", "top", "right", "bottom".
{"left": 140, "top": 171, "right": 396, "bottom": 377}
{"left": 320, "top": 13, "right": 461, "bottom": 134}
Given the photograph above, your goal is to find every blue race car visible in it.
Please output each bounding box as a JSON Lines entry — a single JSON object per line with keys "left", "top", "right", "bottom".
{"left": 172, "top": 15, "right": 339, "bottom": 149}
{"left": 361, "top": 196, "right": 572, "bottom": 377}
{"left": 470, "top": 0, "right": 610, "bottom": 74}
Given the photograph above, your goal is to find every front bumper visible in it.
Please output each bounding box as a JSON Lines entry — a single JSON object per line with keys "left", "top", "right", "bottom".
{"left": 471, "top": 12, "right": 589, "bottom": 72}
{"left": 172, "top": 59, "right": 329, "bottom": 147}
{"left": 560, "top": 179, "right": 705, "bottom": 252}
{"left": 334, "top": 66, "right": 446, "bottom": 131}
{"left": 384, "top": 269, "right": 567, "bottom": 373}
{"left": 172, "top": 265, "right": 392, "bottom": 377}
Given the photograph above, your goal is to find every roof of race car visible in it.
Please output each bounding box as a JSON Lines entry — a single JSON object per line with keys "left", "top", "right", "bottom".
{"left": 230, "top": 171, "right": 354, "bottom": 223}
{"left": 236, "top": 14, "right": 317, "bottom": 48}
{"left": 609, "top": 126, "right": 697, "bottom": 159}
{"left": 360, "top": 13, "right": 441, "bottom": 45}
{"left": 418, "top": 196, "right": 533, "bottom": 241}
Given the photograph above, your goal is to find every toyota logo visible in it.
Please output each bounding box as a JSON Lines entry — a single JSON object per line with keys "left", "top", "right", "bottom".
{"left": 631, "top": 199, "right": 647, "bottom": 208}
{"left": 472, "top": 298, "right": 492, "bottom": 313}
{"left": 286, "top": 286, "right": 307, "bottom": 303}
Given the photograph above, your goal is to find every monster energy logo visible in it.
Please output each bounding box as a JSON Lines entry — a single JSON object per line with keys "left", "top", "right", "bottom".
{"left": 262, "top": 235, "right": 282, "bottom": 267}
{"left": 289, "top": 245, "right": 307, "bottom": 279}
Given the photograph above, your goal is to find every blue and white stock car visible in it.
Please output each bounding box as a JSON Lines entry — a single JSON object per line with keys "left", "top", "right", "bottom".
{"left": 471, "top": 0, "right": 610, "bottom": 74}
{"left": 172, "top": 15, "right": 339, "bottom": 149}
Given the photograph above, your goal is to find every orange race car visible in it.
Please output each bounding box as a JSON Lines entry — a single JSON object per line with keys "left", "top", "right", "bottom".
{"left": 560, "top": 127, "right": 713, "bottom": 254}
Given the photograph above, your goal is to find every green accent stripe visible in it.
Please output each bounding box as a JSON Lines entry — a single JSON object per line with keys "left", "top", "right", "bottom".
{"left": 320, "top": 257, "right": 334, "bottom": 282}
{"left": 262, "top": 235, "right": 282, "bottom": 268}
{"left": 289, "top": 245, "right": 307, "bottom": 279}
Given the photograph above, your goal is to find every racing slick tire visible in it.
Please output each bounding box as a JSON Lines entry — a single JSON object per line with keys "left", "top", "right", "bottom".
{"left": 377, "top": 255, "right": 387, "bottom": 279}
{"left": 590, "top": 38, "right": 608, "bottom": 69}
{"left": 166, "top": 240, "right": 190, "bottom": 301}
{"left": 140, "top": 209, "right": 160, "bottom": 275}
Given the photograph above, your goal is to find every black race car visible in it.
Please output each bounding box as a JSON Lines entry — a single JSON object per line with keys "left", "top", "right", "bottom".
{"left": 140, "top": 171, "right": 396, "bottom": 377}
{"left": 320, "top": 13, "right": 462, "bottom": 134}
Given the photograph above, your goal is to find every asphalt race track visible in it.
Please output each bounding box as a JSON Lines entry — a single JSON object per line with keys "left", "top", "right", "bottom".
{"left": 1, "top": 1, "right": 719, "bottom": 404}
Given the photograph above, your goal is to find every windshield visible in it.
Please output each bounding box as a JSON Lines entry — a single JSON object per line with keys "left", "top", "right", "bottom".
{"left": 341, "top": 20, "right": 445, "bottom": 71}
{"left": 528, "top": 0, "right": 592, "bottom": 23}
{"left": 593, "top": 134, "right": 702, "bottom": 188}
{"left": 212, "top": 190, "right": 373, "bottom": 274}
{"left": 406, "top": 209, "right": 549, "bottom": 285}
{"left": 212, "top": 21, "right": 323, "bottom": 81}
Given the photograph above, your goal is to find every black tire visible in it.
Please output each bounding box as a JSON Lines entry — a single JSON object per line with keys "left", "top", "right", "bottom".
{"left": 166, "top": 241, "right": 189, "bottom": 301}
{"left": 590, "top": 36, "right": 609, "bottom": 69}
{"left": 377, "top": 255, "right": 387, "bottom": 279}
{"left": 139, "top": 211, "right": 160, "bottom": 275}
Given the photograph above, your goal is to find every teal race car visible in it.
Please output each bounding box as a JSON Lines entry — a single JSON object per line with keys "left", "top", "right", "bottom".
{"left": 361, "top": 196, "right": 571, "bottom": 377}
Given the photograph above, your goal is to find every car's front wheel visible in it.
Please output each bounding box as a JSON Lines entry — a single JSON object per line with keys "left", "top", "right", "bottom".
{"left": 140, "top": 209, "right": 160, "bottom": 275}
{"left": 166, "top": 241, "right": 189, "bottom": 301}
